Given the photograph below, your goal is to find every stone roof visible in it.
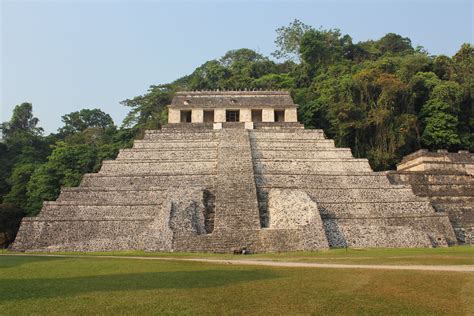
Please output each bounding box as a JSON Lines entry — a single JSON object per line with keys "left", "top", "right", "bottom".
{"left": 169, "top": 91, "right": 297, "bottom": 109}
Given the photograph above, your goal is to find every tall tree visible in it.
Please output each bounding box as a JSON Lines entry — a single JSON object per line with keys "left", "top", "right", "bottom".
{"left": 272, "top": 19, "right": 313, "bottom": 61}
{"left": 59, "top": 108, "right": 114, "bottom": 137}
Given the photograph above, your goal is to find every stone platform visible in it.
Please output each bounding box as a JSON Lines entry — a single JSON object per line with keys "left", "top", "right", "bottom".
{"left": 387, "top": 149, "right": 473, "bottom": 244}
{"left": 12, "top": 126, "right": 456, "bottom": 253}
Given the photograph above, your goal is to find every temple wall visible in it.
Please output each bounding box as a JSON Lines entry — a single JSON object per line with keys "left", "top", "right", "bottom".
{"left": 285, "top": 108, "right": 298, "bottom": 122}
{"left": 168, "top": 108, "right": 180, "bottom": 123}
{"left": 240, "top": 108, "right": 251, "bottom": 122}
{"left": 262, "top": 108, "right": 275, "bottom": 122}
{"left": 191, "top": 109, "right": 203, "bottom": 123}
{"left": 215, "top": 109, "right": 225, "bottom": 122}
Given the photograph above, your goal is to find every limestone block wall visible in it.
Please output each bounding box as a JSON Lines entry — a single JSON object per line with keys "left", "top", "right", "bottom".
{"left": 168, "top": 108, "right": 180, "bottom": 123}
{"left": 262, "top": 108, "right": 274, "bottom": 122}
{"left": 284, "top": 108, "right": 298, "bottom": 122}
{"left": 191, "top": 109, "right": 203, "bottom": 123}
{"left": 240, "top": 109, "right": 251, "bottom": 122}
{"left": 215, "top": 109, "right": 225, "bottom": 122}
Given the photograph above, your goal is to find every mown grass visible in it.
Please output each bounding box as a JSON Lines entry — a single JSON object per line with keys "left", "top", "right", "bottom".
{"left": 4, "top": 245, "right": 473, "bottom": 265}
{"left": 0, "top": 255, "right": 473, "bottom": 315}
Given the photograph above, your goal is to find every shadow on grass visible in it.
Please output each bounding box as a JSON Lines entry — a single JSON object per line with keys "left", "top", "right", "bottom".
{"left": 0, "top": 269, "right": 278, "bottom": 301}
{"left": 0, "top": 255, "right": 66, "bottom": 269}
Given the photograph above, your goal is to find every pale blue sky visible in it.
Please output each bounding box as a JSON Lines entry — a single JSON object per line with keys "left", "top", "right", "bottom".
{"left": 1, "top": 0, "right": 473, "bottom": 134}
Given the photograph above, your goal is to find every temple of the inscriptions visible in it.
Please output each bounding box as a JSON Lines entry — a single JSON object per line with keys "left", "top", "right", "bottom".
{"left": 13, "top": 90, "right": 468, "bottom": 253}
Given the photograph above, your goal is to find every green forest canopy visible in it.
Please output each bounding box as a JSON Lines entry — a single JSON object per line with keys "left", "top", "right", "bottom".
{"left": 1, "top": 21, "right": 472, "bottom": 241}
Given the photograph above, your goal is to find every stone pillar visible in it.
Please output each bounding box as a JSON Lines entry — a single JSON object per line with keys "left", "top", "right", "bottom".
{"left": 168, "top": 108, "right": 180, "bottom": 123}
{"left": 285, "top": 108, "right": 298, "bottom": 122}
{"left": 191, "top": 108, "right": 203, "bottom": 123}
{"left": 262, "top": 108, "right": 274, "bottom": 122}
{"left": 215, "top": 109, "right": 225, "bottom": 122}
{"left": 240, "top": 108, "right": 251, "bottom": 122}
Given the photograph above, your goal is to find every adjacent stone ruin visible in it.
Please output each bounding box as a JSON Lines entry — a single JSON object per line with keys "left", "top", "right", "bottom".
{"left": 12, "top": 91, "right": 458, "bottom": 253}
{"left": 388, "top": 149, "right": 473, "bottom": 244}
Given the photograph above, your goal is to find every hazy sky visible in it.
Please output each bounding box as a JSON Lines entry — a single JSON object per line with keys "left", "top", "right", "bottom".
{"left": 1, "top": 0, "right": 473, "bottom": 134}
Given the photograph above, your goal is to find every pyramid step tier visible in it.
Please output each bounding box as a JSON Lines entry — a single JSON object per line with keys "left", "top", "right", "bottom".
{"left": 99, "top": 160, "right": 217, "bottom": 175}
{"left": 258, "top": 187, "right": 423, "bottom": 202}
{"left": 81, "top": 174, "right": 215, "bottom": 188}
{"left": 37, "top": 203, "right": 164, "bottom": 218}
{"left": 133, "top": 140, "right": 219, "bottom": 149}
{"left": 254, "top": 159, "right": 372, "bottom": 173}
{"left": 57, "top": 188, "right": 168, "bottom": 203}
{"left": 251, "top": 139, "right": 336, "bottom": 146}
{"left": 117, "top": 148, "right": 218, "bottom": 160}
{"left": 252, "top": 149, "right": 353, "bottom": 159}
{"left": 255, "top": 173, "right": 393, "bottom": 187}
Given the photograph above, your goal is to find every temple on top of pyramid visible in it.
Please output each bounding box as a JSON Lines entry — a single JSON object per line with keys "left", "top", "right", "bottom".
{"left": 11, "top": 90, "right": 461, "bottom": 253}
{"left": 167, "top": 90, "right": 298, "bottom": 126}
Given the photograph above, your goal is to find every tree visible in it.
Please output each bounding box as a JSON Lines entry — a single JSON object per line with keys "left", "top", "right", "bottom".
{"left": 26, "top": 142, "right": 99, "bottom": 215}
{"left": 377, "top": 33, "right": 414, "bottom": 55}
{"left": 0, "top": 103, "right": 43, "bottom": 141}
{"left": 0, "top": 103, "right": 50, "bottom": 203}
{"left": 272, "top": 19, "right": 313, "bottom": 61}
{"left": 0, "top": 204, "right": 25, "bottom": 248}
{"left": 121, "top": 84, "right": 175, "bottom": 130}
{"left": 3, "top": 163, "right": 37, "bottom": 209}
{"left": 420, "top": 81, "right": 464, "bottom": 149}
{"left": 59, "top": 109, "right": 114, "bottom": 136}
{"left": 299, "top": 28, "right": 353, "bottom": 70}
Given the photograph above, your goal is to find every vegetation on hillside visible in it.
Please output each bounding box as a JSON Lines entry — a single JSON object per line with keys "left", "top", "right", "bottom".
{"left": 0, "top": 20, "right": 472, "bottom": 245}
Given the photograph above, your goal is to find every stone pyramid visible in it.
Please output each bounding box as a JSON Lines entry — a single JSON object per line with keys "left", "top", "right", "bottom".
{"left": 12, "top": 123, "right": 456, "bottom": 252}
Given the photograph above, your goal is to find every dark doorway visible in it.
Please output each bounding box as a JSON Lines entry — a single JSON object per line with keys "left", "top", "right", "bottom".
{"left": 275, "top": 110, "right": 285, "bottom": 122}
{"left": 226, "top": 110, "right": 240, "bottom": 122}
{"left": 180, "top": 110, "right": 192, "bottom": 123}
{"left": 251, "top": 110, "right": 262, "bottom": 122}
{"left": 204, "top": 110, "right": 214, "bottom": 122}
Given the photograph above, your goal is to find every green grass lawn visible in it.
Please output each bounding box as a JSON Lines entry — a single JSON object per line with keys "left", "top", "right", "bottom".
{"left": 0, "top": 253, "right": 473, "bottom": 315}
{"left": 5, "top": 245, "right": 473, "bottom": 265}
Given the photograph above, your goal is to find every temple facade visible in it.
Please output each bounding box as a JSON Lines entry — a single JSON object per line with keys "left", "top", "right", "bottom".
{"left": 12, "top": 91, "right": 459, "bottom": 253}
{"left": 167, "top": 91, "right": 298, "bottom": 126}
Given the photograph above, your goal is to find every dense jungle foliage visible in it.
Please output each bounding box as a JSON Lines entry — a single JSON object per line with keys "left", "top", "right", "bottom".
{"left": 1, "top": 20, "right": 472, "bottom": 244}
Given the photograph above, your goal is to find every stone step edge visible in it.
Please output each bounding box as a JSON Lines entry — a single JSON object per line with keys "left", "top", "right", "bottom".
{"left": 321, "top": 214, "right": 449, "bottom": 219}
{"left": 255, "top": 172, "right": 385, "bottom": 176}
{"left": 84, "top": 173, "right": 215, "bottom": 177}
{"left": 257, "top": 185, "right": 411, "bottom": 190}
{"left": 115, "top": 158, "right": 218, "bottom": 162}
{"left": 121, "top": 148, "right": 217, "bottom": 152}
{"left": 408, "top": 183, "right": 474, "bottom": 186}
{"left": 250, "top": 140, "right": 333, "bottom": 143}
{"left": 252, "top": 148, "right": 351, "bottom": 152}
{"left": 60, "top": 187, "right": 170, "bottom": 192}
{"left": 254, "top": 158, "right": 369, "bottom": 162}
{"left": 259, "top": 200, "right": 431, "bottom": 204}
{"left": 22, "top": 217, "right": 155, "bottom": 222}
{"left": 134, "top": 140, "right": 219, "bottom": 143}
{"left": 102, "top": 159, "right": 217, "bottom": 164}
{"left": 43, "top": 201, "right": 164, "bottom": 206}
